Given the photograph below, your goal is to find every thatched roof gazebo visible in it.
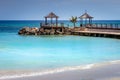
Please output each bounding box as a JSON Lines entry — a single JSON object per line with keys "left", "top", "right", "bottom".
{"left": 79, "top": 12, "right": 93, "bottom": 27}
{"left": 45, "top": 12, "right": 59, "bottom": 27}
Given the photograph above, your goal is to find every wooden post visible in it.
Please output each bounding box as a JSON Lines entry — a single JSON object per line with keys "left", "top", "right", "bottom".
{"left": 85, "top": 18, "right": 87, "bottom": 27}
{"left": 96, "top": 23, "right": 98, "bottom": 28}
{"left": 80, "top": 19, "right": 83, "bottom": 27}
{"left": 56, "top": 17, "right": 58, "bottom": 27}
{"left": 61, "top": 23, "right": 63, "bottom": 27}
{"left": 90, "top": 19, "right": 92, "bottom": 26}
{"left": 110, "top": 24, "right": 113, "bottom": 28}
{"left": 45, "top": 17, "right": 47, "bottom": 25}
{"left": 101, "top": 24, "right": 102, "bottom": 28}
{"left": 117, "top": 24, "right": 118, "bottom": 29}
{"left": 40, "top": 23, "right": 42, "bottom": 27}
{"left": 51, "top": 18, "right": 53, "bottom": 27}
{"left": 115, "top": 24, "right": 117, "bottom": 28}
{"left": 91, "top": 18, "right": 92, "bottom": 24}
{"left": 113, "top": 24, "right": 115, "bottom": 29}
{"left": 63, "top": 23, "right": 64, "bottom": 27}
{"left": 62, "top": 27, "right": 64, "bottom": 33}
{"left": 89, "top": 18, "right": 90, "bottom": 25}
{"left": 105, "top": 24, "right": 107, "bottom": 28}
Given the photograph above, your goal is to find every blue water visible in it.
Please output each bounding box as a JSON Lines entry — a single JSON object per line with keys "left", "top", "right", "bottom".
{"left": 0, "top": 20, "right": 120, "bottom": 72}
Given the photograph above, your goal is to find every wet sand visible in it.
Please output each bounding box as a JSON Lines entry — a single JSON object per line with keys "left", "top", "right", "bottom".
{"left": 3, "top": 61, "right": 120, "bottom": 80}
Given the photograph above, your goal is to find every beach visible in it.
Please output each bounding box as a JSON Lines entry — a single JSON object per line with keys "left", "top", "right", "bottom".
{"left": 2, "top": 61, "right": 120, "bottom": 80}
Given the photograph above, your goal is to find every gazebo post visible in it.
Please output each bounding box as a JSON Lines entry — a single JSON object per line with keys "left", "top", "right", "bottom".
{"left": 90, "top": 18, "right": 92, "bottom": 26}
{"left": 56, "top": 17, "right": 58, "bottom": 27}
{"left": 45, "top": 17, "right": 47, "bottom": 25}
{"left": 80, "top": 19, "right": 83, "bottom": 27}
{"left": 51, "top": 17, "right": 53, "bottom": 27}
{"left": 89, "top": 18, "right": 91, "bottom": 24}
{"left": 85, "top": 18, "right": 87, "bottom": 26}
{"left": 91, "top": 19, "right": 92, "bottom": 25}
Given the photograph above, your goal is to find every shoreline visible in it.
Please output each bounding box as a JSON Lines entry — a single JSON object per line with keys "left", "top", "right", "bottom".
{"left": 1, "top": 60, "right": 120, "bottom": 80}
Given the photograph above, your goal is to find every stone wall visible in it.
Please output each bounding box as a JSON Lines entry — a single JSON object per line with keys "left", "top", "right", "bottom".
{"left": 18, "top": 27, "right": 75, "bottom": 35}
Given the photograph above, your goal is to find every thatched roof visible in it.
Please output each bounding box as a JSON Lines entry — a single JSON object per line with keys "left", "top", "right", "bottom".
{"left": 45, "top": 12, "right": 59, "bottom": 18}
{"left": 79, "top": 13, "right": 93, "bottom": 19}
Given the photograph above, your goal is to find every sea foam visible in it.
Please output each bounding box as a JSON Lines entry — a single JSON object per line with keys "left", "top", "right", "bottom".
{"left": 0, "top": 60, "right": 120, "bottom": 80}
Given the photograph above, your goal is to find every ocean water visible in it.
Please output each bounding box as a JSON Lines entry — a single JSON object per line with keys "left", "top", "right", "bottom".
{"left": 0, "top": 20, "right": 120, "bottom": 79}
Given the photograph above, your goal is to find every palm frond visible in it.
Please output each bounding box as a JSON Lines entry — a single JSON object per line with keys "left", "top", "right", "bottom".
{"left": 70, "top": 16, "right": 77, "bottom": 27}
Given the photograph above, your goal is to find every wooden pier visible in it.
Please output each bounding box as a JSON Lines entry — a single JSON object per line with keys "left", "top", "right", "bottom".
{"left": 40, "top": 23, "right": 120, "bottom": 39}
{"left": 72, "top": 28, "right": 120, "bottom": 39}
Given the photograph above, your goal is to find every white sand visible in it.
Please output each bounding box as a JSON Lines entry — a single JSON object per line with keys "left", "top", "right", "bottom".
{"left": 3, "top": 61, "right": 120, "bottom": 80}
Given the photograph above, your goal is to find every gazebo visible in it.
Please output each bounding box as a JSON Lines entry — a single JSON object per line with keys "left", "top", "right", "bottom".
{"left": 44, "top": 12, "right": 59, "bottom": 27}
{"left": 79, "top": 12, "right": 93, "bottom": 27}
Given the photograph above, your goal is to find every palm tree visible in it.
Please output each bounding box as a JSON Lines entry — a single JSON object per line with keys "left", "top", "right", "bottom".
{"left": 70, "top": 16, "right": 77, "bottom": 28}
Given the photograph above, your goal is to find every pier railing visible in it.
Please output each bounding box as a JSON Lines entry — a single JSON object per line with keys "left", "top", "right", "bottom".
{"left": 86, "top": 23, "right": 120, "bottom": 30}
{"left": 40, "top": 23, "right": 65, "bottom": 28}
{"left": 40, "top": 23, "right": 120, "bottom": 30}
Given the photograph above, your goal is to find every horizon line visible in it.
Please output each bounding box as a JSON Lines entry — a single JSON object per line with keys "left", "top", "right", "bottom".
{"left": 0, "top": 19, "right": 120, "bottom": 21}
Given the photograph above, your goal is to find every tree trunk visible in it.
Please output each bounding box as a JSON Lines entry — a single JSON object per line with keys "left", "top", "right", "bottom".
{"left": 74, "top": 23, "right": 76, "bottom": 28}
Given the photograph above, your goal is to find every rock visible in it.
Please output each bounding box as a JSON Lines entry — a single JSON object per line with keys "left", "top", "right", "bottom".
{"left": 43, "top": 32, "right": 47, "bottom": 35}
{"left": 45, "top": 29, "right": 51, "bottom": 35}
{"left": 56, "top": 30, "right": 63, "bottom": 35}
{"left": 39, "top": 28, "right": 44, "bottom": 32}
{"left": 63, "top": 27, "right": 73, "bottom": 35}
{"left": 64, "top": 30, "right": 72, "bottom": 35}
{"left": 50, "top": 29, "right": 55, "bottom": 35}
{"left": 18, "top": 26, "right": 74, "bottom": 35}
{"left": 34, "top": 32, "right": 38, "bottom": 35}
{"left": 25, "top": 32, "right": 30, "bottom": 35}
{"left": 24, "top": 27, "right": 30, "bottom": 32}
{"left": 18, "top": 27, "right": 38, "bottom": 35}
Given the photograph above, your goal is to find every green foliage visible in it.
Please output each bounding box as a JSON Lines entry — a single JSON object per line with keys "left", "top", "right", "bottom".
{"left": 70, "top": 16, "right": 77, "bottom": 27}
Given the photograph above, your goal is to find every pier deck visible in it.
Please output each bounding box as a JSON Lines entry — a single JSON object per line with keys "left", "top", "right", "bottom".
{"left": 72, "top": 29, "right": 120, "bottom": 38}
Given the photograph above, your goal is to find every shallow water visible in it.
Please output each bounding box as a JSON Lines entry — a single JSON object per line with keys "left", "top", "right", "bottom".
{"left": 0, "top": 33, "right": 120, "bottom": 71}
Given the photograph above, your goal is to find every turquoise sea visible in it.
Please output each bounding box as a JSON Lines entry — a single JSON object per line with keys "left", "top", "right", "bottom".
{"left": 0, "top": 20, "right": 120, "bottom": 79}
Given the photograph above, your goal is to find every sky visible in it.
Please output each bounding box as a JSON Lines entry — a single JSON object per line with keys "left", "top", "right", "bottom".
{"left": 0, "top": 0, "right": 120, "bottom": 20}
